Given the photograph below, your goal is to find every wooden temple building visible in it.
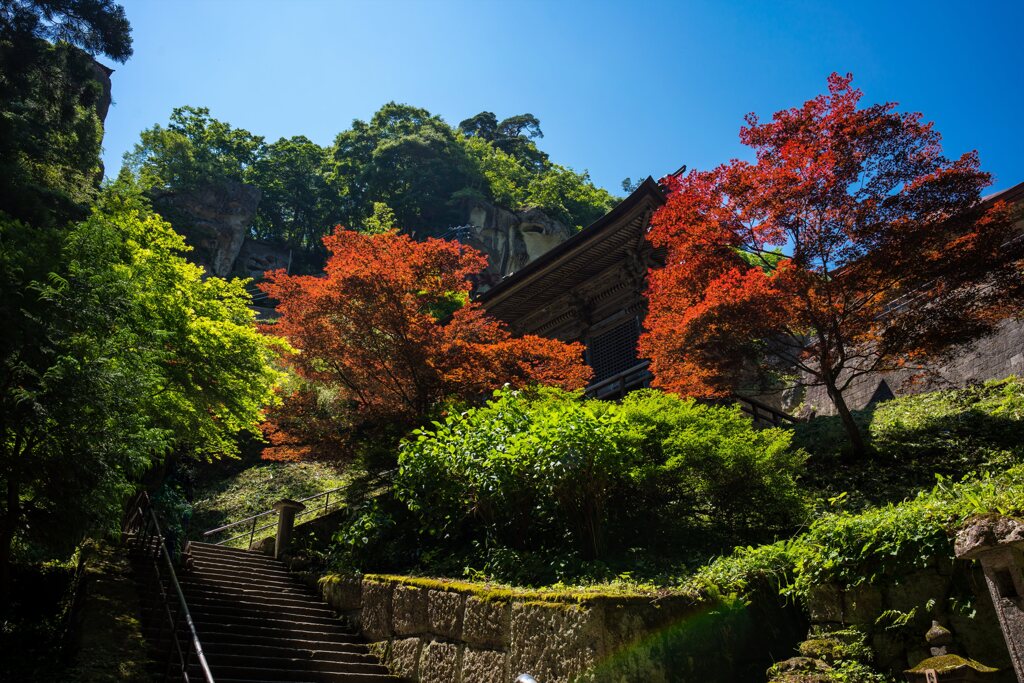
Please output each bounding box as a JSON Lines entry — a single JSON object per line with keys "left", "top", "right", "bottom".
{"left": 478, "top": 177, "right": 790, "bottom": 425}
{"left": 480, "top": 176, "right": 1024, "bottom": 424}
{"left": 478, "top": 177, "right": 665, "bottom": 400}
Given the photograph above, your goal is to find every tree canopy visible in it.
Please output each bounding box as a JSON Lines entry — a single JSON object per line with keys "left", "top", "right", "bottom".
{"left": 639, "top": 73, "right": 1024, "bottom": 459}
{"left": 258, "top": 227, "right": 592, "bottom": 461}
{"left": 0, "top": 184, "right": 284, "bottom": 590}
{"left": 126, "top": 103, "right": 618, "bottom": 259}
{"left": 0, "top": 0, "right": 131, "bottom": 226}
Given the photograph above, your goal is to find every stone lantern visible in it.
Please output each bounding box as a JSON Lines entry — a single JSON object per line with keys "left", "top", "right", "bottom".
{"left": 903, "top": 620, "right": 998, "bottom": 682}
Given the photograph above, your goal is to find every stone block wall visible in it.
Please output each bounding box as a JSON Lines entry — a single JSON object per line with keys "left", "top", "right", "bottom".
{"left": 797, "top": 317, "right": 1024, "bottom": 416}
{"left": 804, "top": 560, "right": 1013, "bottom": 680}
{"left": 316, "top": 574, "right": 805, "bottom": 683}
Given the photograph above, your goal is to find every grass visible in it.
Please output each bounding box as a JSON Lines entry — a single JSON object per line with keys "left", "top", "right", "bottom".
{"left": 189, "top": 461, "right": 362, "bottom": 543}
{"left": 797, "top": 376, "right": 1024, "bottom": 509}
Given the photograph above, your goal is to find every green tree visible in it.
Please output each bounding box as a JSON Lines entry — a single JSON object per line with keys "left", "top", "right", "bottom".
{"left": 459, "top": 111, "right": 548, "bottom": 171}
{"left": 0, "top": 185, "right": 285, "bottom": 596}
{"left": 125, "top": 105, "right": 266, "bottom": 191}
{"left": 0, "top": 0, "right": 132, "bottom": 226}
{"left": 526, "top": 164, "right": 618, "bottom": 229}
{"left": 330, "top": 102, "right": 476, "bottom": 236}
{"left": 249, "top": 135, "right": 341, "bottom": 251}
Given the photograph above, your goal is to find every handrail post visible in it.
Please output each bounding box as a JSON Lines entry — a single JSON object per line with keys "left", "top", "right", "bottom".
{"left": 249, "top": 516, "right": 257, "bottom": 549}
{"left": 271, "top": 499, "right": 306, "bottom": 558}
{"left": 324, "top": 490, "right": 330, "bottom": 515}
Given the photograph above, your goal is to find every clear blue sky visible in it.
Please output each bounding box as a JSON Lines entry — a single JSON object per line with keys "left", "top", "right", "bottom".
{"left": 101, "top": 0, "right": 1024, "bottom": 195}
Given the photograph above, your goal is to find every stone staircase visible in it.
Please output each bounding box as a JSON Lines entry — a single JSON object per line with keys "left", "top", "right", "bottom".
{"left": 135, "top": 540, "right": 400, "bottom": 682}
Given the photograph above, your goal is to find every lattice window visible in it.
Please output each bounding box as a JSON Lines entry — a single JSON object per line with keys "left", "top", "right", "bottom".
{"left": 587, "top": 317, "right": 641, "bottom": 382}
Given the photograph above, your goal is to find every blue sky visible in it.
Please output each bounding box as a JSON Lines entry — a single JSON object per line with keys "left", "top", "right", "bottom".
{"left": 101, "top": 0, "right": 1024, "bottom": 195}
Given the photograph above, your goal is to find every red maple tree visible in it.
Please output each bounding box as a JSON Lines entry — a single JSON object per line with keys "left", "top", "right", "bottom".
{"left": 259, "top": 227, "right": 591, "bottom": 460}
{"left": 639, "top": 73, "right": 1024, "bottom": 458}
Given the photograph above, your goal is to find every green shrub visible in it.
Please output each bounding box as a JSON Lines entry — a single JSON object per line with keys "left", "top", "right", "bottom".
{"left": 396, "top": 387, "right": 807, "bottom": 567}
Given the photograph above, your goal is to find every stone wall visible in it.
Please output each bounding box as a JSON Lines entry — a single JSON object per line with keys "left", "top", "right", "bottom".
{"left": 804, "top": 559, "right": 1013, "bottom": 680}
{"left": 314, "top": 574, "right": 805, "bottom": 683}
{"left": 796, "top": 317, "right": 1024, "bottom": 416}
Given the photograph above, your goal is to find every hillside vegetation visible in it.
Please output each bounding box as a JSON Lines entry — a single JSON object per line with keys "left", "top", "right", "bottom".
{"left": 125, "top": 105, "right": 619, "bottom": 264}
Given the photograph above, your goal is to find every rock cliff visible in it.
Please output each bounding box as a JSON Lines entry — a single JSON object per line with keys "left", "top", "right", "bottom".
{"left": 462, "top": 201, "right": 573, "bottom": 290}
{"left": 150, "top": 181, "right": 262, "bottom": 277}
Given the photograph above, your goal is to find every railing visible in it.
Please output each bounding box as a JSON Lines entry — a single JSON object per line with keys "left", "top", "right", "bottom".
{"left": 732, "top": 393, "right": 801, "bottom": 427}
{"left": 124, "top": 493, "right": 214, "bottom": 683}
{"left": 585, "top": 360, "right": 653, "bottom": 400}
{"left": 201, "top": 469, "right": 396, "bottom": 548}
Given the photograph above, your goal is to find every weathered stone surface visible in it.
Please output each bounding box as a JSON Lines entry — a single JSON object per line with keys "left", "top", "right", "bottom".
{"left": 463, "top": 597, "right": 510, "bottom": 649}
{"left": 393, "top": 585, "right": 430, "bottom": 636}
{"left": 387, "top": 637, "right": 423, "bottom": 680}
{"left": 808, "top": 583, "right": 843, "bottom": 624}
{"left": 418, "top": 639, "right": 462, "bottom": 683}
{"left": 464, "top": 201, "right": 573, "bottom": 290}
{"left": 235, "top": 237, "right": 290, "bottom": 280}
{"left": 151, "top": 180, "right": 261, "bottom": 277}
{"left": 319, "top": 574, "right": 362, "bottom": 612}
{"left": 361, "top": 580, "right": 394, "bottom": 641}
{"left": 461, "top": 647, "right": 507, "bottom": 683}
{"left": 884, "top": 570, "right": 950, "bottom": 614}
{"left": 767, "top": 656, "right": 832, "bottom": 683}
{"left": 955, "top": 515, "right": 1024, "bottom": 559}
{"left": 427, "top": 589, "right": 465, "bottom": 639}
{"left": 508, "top": 602, "right": 605, "bottom": 683}
{"left": 842, "top": 584, "right": 883, "bottom": 625}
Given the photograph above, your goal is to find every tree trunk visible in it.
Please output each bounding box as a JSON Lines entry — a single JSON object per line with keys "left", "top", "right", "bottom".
{"left": 826, "top": 381, "right": 867, "bottom": 461}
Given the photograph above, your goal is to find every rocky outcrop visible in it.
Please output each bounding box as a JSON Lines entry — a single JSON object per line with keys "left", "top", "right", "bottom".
{"left": 463, "top": 202, "right": 573, "bottom": 290}
{"left": 151, "top": 181, "right": 261, "bottom": 277}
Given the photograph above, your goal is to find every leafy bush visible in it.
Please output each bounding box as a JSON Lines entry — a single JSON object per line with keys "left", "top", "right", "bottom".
{"left": 396, "top": 387, "right": 806, "bottom": 570}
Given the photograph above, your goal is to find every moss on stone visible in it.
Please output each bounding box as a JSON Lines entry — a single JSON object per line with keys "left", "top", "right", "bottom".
{"left": 360, "top": 573, "right": 704, "bottom": 606}
{"left": 907, "top": 654, "right": 999, "bottom": 673}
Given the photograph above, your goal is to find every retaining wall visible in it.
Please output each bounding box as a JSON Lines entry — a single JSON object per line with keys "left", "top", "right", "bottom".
{"left": 312, "top": 573, "right": 805, "bottom": 683}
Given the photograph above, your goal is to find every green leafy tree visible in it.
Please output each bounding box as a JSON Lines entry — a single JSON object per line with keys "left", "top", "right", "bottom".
{"left": 125, "top": 105, "right": 266, "bottom": 191}
{"left": 397, "top": 387, "right": 804, "bottom": 566}
{"left": 526, "top": 164, "right": 618, "bottom": 229}
{"left": 330, "top": 102, "right": 476, "bottom": 236}
{"left": 249, "top": 135, "right": 341, "bottom": 251}
{"left": 0, "top": 185, "right": 285, "bottom": 596}
{"left": 0, "top": 0, "right": 132, "bottom": 226}
{"left": 459, "top": 111, "right": 548, "bottom": 171}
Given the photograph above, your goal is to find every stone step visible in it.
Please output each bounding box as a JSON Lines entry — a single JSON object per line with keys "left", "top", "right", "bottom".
{"left": 180, "top": 582, "right": 326, "bottom": 610}
{"left": 191, "top": 556, "right": 295, "bottom": 579}
{"left": 186, "top": 602, "right": 342, "bottom": 628}
{"left": 192, "top": 662, "right": 400, "bottom": 682}
{"left": 204, "top": 652, "right": 391, "bottom": 676}
{"left": 188, "top": 546, "right": 287, "bottom": 568}
{"left": 181, "top": 572, "right": 316, "bottom": 596}
{"left": 177, "top": 592, "right": 336, "bottom": 620}
{"left": 201, "top": 641, "right": 377, "bottom": 664}
{"left": 183, "top": 618, "right": 357, "bottom": 642}
{"left": 131, "top": 537, "right": 395, "bottom": 682}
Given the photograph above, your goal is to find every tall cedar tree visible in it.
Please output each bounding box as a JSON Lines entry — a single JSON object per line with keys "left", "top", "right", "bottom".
{"left": 639, "top": 74, "right": 1024, "bottom": 459}
{"left": 259, "top": 228, "right": 592, "bottom": 461}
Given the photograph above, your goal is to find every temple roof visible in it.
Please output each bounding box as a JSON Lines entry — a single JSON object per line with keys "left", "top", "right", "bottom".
{"left": 478, "top": 177, "right": 665, "bottom": 323}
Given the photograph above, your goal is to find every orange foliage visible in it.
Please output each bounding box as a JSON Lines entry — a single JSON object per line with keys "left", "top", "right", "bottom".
{"left": 259, "top": 228, "right": 591, "bottom": 461}
{"left": 640, "top": 73, "right": 1023, "bottom": 414}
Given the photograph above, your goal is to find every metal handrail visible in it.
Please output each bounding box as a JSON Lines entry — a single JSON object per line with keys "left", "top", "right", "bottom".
{"left": 202, "top": 469, "right": 397, "bottom": 547}
{"left": 126, "top": 494, "right": 214, "bottom": 683}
